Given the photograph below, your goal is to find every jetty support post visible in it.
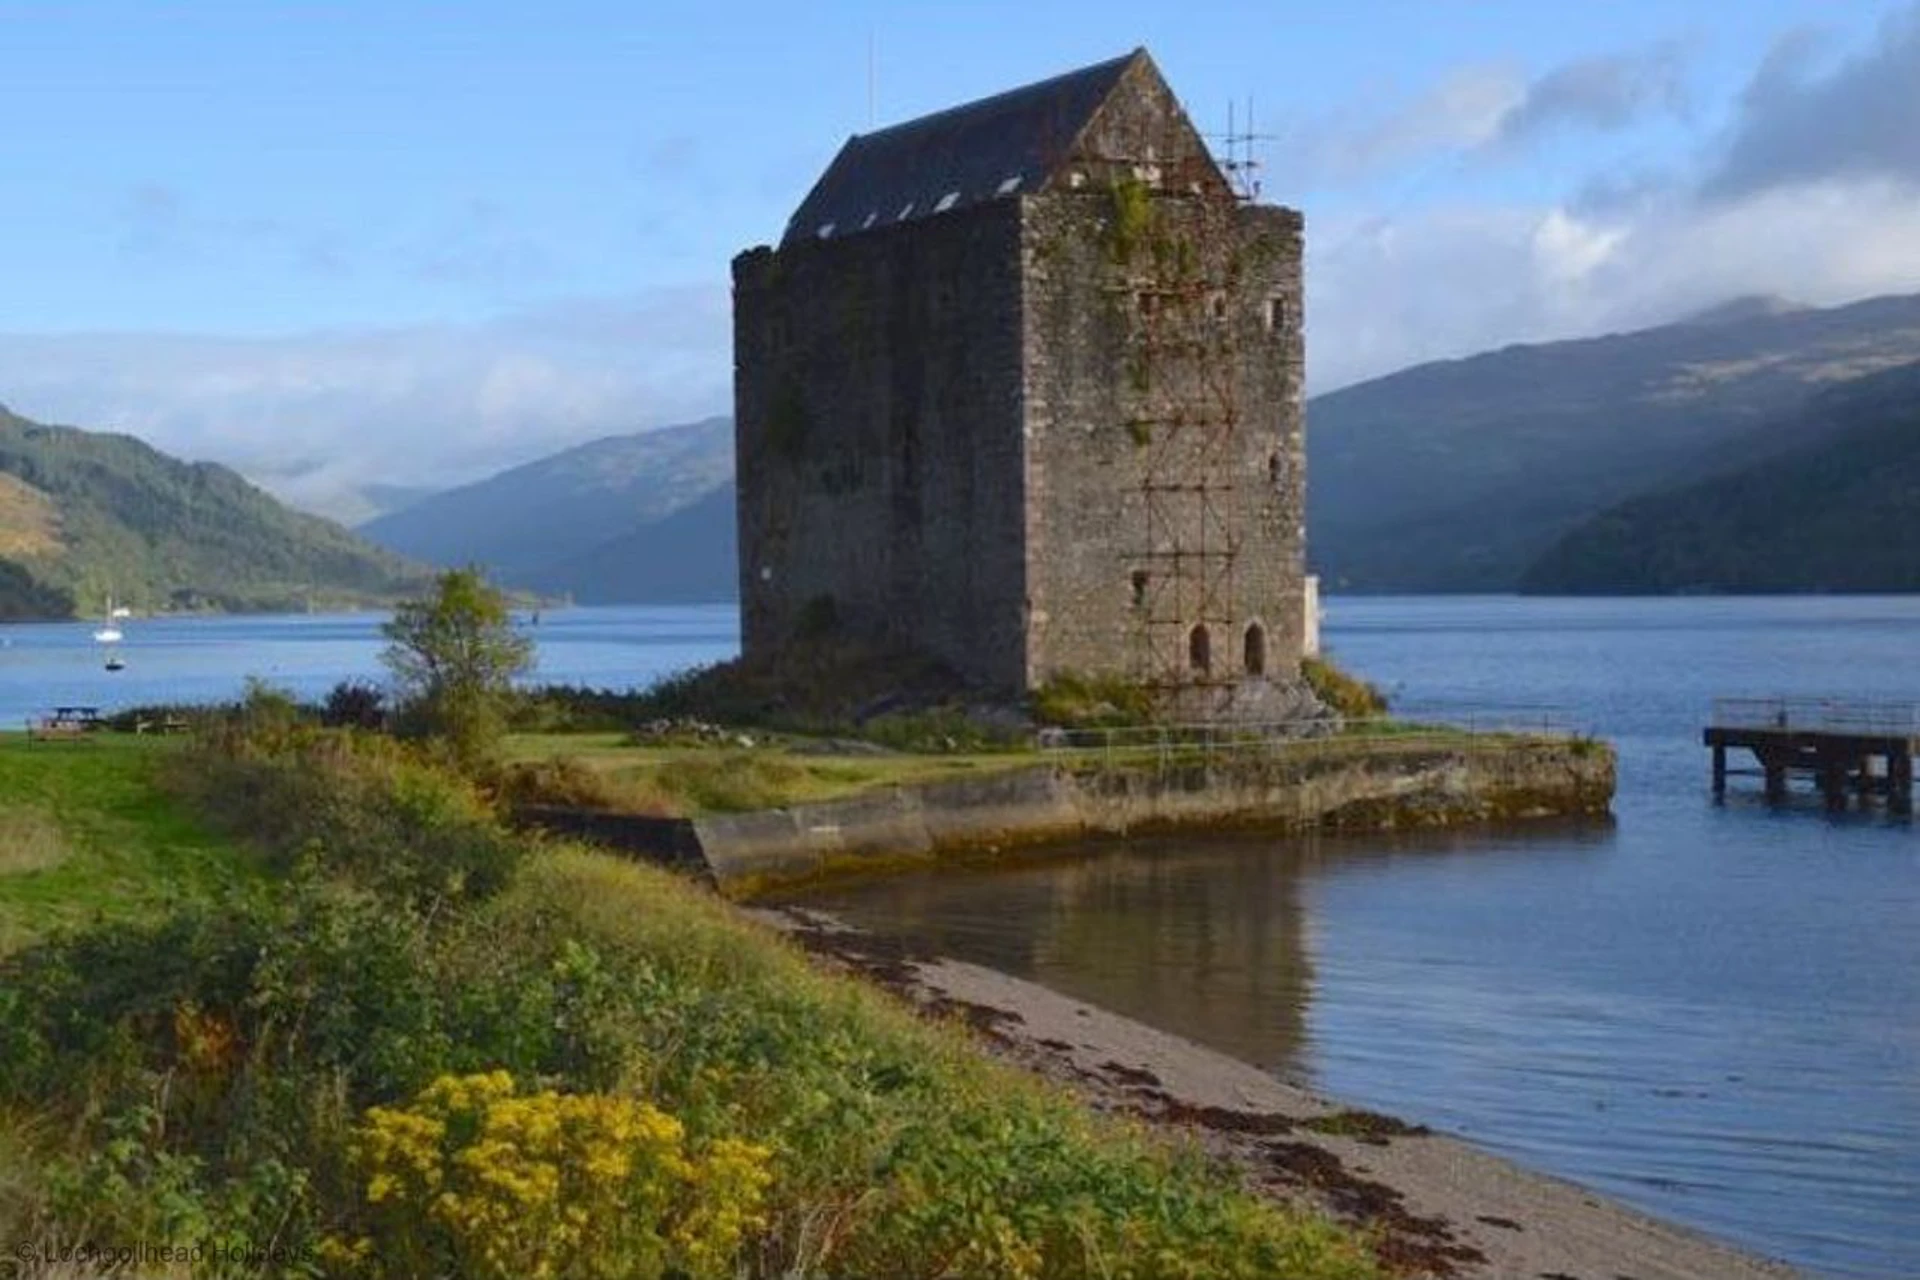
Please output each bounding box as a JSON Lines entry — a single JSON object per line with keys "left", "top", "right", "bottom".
{"left": 1763, "top": 753, "right": 1787, "bottom": 803}
{"left": 1711, "top": 743, "right": 1727, "bottom": 800}
{"left": 1893, "top": 744, "right": 1914, "bottom": 817}
{"left": 1820, "top": 755, "right": 1847, "bottom": 812}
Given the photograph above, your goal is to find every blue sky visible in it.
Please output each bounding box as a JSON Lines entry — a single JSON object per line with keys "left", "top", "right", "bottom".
{"left": 3, "top": 0, "right": 1918, "bottom": 513}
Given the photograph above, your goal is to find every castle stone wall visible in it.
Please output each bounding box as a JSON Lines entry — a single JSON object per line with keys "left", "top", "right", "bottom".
{"left": 732, "top": 200, "right": 1030, "bottom": 691}
{"left": 1020, "top": 190, "right": 1305, "bottom": 695}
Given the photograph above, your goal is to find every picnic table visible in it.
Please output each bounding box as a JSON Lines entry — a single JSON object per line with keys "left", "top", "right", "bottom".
{"left": 27, "top": 705, "right": 105, "bottom": 740}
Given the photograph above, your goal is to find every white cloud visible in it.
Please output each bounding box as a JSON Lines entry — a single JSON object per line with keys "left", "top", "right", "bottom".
{"left": 1307, "top": 177, "right": 1920, "bottom": 391}
{"left": 0, "top": 286, "right": 730, "bottom": 520}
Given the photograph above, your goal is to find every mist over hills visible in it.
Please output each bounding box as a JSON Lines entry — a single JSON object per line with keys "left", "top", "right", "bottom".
{"left": 0, "top": 404, "right": 426, "bottom": 621}
{"left": 1307, "top": 291, "right": 1920, "bottom": 591}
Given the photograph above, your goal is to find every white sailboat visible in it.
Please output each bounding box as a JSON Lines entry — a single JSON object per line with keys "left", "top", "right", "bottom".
{"left": 94, "top": 596, "right": 127, "bottom": 667}
{"left": 92, "top": 596, "right": 126, "bottom": 643}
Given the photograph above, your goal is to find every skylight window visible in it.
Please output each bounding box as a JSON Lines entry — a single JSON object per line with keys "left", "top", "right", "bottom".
{"left": 996, "top": 175, "right": 1022, "bottom": 196}
{"left": 897, "top": 201, "right": 916, "bottom": 221}
{"left": 817, "top": 222, "right": 835, "bottom": 238}
{"left": 934, "top": 191, "right": 960, "bottom": 212}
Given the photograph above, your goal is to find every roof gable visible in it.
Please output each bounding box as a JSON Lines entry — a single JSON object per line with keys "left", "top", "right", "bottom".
{"left": 781, "top": 49, "right": 1220, "bottom": 247}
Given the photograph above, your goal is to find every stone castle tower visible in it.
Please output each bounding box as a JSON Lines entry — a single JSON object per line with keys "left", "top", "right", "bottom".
{"left": 733, "top": 48, "right": 1306, "bottom": 710}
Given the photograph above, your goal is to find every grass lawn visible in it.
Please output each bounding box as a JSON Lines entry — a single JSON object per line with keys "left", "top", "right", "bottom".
{"left": 0, "top": 732, "right": 252, "bottom": 952}
{"left": 503, "top": 731, "right": 1040, "bottom": 814}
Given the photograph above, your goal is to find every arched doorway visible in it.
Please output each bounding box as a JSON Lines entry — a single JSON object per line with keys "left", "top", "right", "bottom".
{"left": 1188, "top": 624, "right": 1212, "bottom": 675}
{"left": 1243, "top": 622, "right": 1267, "bottom": 676}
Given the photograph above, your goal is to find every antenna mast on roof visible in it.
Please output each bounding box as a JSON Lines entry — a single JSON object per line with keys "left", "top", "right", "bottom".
{"left": 867, "top": 31, "right": 877, "bottom": 130}
{"left": 1211, "top": 96, "right": 1272, "bottom": 202}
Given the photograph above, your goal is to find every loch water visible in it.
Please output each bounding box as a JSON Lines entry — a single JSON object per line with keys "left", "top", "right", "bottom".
{"left": 2, "top": 597, "right": 1915, "bottom": 1275}
{"left": 793, "top": 597, "right": 1920, "bottom": 1279}
{"left": 0, "top": 605, "right": 735, "bottom": 728}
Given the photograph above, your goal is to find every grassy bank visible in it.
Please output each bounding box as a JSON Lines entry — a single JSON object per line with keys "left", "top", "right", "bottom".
{"left": 0, "top": 724, "right": 1378, "bottom": 1278}
{"left": 495, "top": 718, "right": 1548, "bottom": 821}
{"left": 502, "top": 732, "right": 1035, "bottom": 816}
{"left": 0, "top": 734, "right": 253, "bottom": 954}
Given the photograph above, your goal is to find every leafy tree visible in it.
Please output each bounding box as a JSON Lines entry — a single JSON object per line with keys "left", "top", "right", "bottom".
{"left": 381, "top": 569, "right": 533, "bottom": 764}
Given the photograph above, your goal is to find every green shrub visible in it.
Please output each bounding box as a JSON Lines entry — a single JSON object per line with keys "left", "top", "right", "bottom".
{"left": 509, "top": 684, "right": 650, "bottom": 733}
{"left": 0, "top": 883, "right": 447, "bottom": 1105}
{"left": 173, "top": 723, "right": 524, "bottom": 910}
{"left": 1032, "top": 671, "right": 1159, "bottom": 728}
{"left": 1302, "top": 657, "right": 1389, "bottom": 719}
{"left": 321, "top": 679, "right": 387, "bottom": 730}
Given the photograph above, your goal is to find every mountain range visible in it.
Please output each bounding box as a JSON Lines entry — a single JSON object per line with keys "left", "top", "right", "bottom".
{"left": 19, "top": 288, "right": 1908, "bottom": 617}
{"left": 343, "top": 291, "right": 1920, "bottom": 603}
{"left": 1522, "top": 360, "right": 1920, "bottom": 593}
{"left": 358, "top": 416, "right": 734, "bottom": 601}
{"left": 1307, "top": 292, "right": 1920, "bottom": 590}
{"left": 0, "top": 404, "right": 426, "bottom": 621}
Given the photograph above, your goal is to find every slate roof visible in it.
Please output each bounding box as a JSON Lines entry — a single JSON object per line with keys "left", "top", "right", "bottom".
{"left": 781, "top": 50, "right": 1145, "bottom": 247}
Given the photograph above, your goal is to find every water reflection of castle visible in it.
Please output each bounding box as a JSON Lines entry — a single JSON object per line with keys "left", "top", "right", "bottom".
{"left": 833, "top": 838, "right": 1317, "bottom": 1070}
{"left": 811, "top": 824, "right": 1616, "bottom": 1073}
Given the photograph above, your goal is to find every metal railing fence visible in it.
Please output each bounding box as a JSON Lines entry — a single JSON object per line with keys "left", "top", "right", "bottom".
{"left": 1710, "top": 698, "right": 1920, "bottom": 736}
{"left": 1035, "top": 708, "right": 1580, "bottom": 766}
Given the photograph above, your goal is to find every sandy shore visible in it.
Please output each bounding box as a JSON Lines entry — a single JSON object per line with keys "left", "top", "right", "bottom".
{"left": 760, "top": 906, "right": 1801, "bottom": 1280}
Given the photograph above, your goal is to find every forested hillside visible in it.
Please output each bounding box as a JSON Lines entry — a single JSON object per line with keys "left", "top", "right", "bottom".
{"left": 0, "top": 404, "right": 427, "bottom": 620}
{"left": 1308, "top": 293, "right": 1920, "bottom": 589}
{"left": 1521, "top": 362, "right": 1920, "bottom": 593}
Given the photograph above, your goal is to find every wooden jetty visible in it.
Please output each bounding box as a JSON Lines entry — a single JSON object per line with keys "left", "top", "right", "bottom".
{"left": 1705, "top": 698, "right": 1915, "bottom": 814}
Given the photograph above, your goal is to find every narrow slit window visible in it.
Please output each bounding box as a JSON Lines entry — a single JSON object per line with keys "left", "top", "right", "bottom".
{"left": 1189, "top": 625, "right": 1212, "bottom": 674}
{"left": 1243, "top": 623, "right": 1267, "bottom": 676}
{"left": 1130, "top": 570, "right": 1149, "bottom": 608}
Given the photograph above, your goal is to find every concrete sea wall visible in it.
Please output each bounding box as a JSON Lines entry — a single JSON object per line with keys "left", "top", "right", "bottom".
{"left": 520, "top": 738, "right": 1614, "bottom": 899}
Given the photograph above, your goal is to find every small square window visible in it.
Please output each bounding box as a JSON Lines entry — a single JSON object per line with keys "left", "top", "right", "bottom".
{"left": 1266, "top": 296, "right": 1296, "bottom": 333}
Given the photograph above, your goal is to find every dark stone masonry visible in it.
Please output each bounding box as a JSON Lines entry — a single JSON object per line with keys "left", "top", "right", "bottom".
{"left": 733, "top": 48, "right": 1306, "bottom": 715}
